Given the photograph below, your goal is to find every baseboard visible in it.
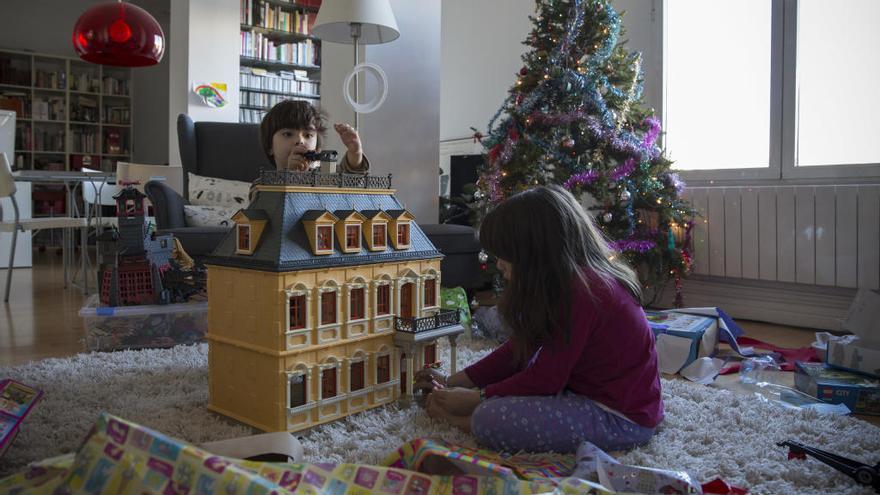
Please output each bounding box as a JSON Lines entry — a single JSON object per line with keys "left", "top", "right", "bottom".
{"left": 654, "top": 275, "right": 856, "bottom": 331}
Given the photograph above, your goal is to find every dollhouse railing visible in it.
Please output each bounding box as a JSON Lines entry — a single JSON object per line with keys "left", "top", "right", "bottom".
{"left": 394, "top": 309, "right": 461, "bottom": 333}
{"left": 259, "top": 170, "right": 393, "bottom": 189}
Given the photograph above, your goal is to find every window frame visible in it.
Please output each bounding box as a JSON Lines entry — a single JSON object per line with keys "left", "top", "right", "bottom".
{"left": 316, "top": 224, "right": 333, "bottom": 251}
{"left": 662, "top": 0, "right": 880, "bottom": 185}
{"left": 372, "top": 223, "right": 387, "bottom": 248}
{"left": 397, "top": 223, "right": 410, "bottom": 246}
{"left": 237, "top": 224, "right": 251, "bottom": 252}
{"left": 345, "top": 224, "right": 361, "bottom": 250}
{"left": 286, "top": 364, "right": 313, "bottom": 411}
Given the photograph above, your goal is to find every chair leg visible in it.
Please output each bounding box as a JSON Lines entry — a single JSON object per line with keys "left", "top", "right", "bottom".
{"left": 4, "top": 227, "right": 18, "bottom": 303}
{"left": 80, "top": 227, "right": 89, "bottom": 295}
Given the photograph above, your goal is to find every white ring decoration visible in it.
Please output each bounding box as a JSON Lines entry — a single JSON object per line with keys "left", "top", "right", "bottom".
{"left": 342, "top": 62, "right": 389, "bottom": 114}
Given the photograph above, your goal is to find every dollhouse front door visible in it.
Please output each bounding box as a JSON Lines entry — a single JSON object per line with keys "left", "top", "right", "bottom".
{"left": 400, "top": 283, "right": 413, "bottom": 318}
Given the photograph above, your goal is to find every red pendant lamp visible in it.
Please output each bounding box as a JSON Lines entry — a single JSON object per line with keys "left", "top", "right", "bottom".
{"left": 73, "top": 1, "right": 165, "bottom": 67}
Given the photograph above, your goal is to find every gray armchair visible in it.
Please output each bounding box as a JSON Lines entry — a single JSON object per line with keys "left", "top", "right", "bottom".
{"left": 145, "top": 114, "right": 273, "bottom": 256}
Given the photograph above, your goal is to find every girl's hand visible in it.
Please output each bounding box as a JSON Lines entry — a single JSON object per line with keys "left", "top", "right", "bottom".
{"left": 429, "top": 387, "right": 481, "bottom": 417}
{"left": 414, "top": 368, "right": 446, "bottom": 394}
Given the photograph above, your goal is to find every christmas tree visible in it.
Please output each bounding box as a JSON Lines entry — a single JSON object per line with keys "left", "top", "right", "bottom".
{"left": 471, "top": 0, "right": 694, "bottom": 305}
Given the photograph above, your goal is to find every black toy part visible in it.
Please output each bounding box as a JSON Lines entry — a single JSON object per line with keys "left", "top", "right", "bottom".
{"left": 777, "top": 440, "right": 880, "bottom": 492}
{"left": 302, "top": 150, "right": 338, "bottom": 162}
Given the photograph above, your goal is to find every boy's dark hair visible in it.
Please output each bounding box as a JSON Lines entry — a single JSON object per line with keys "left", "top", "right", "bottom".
{"left": 480, "top": 185, "right": 642, "bottom": 364}
{"left": 259, "top": 100, "right": 328, "bottom": 161}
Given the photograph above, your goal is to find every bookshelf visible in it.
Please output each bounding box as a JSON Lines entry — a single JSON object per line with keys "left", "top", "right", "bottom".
{"left": 0, "top": 48, "right": 133, "bottom": 217}
{"left": 239, "top": 0, "right": 322, "bottom": 123}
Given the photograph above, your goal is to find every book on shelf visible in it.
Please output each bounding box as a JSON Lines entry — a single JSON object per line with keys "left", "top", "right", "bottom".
{"left": 240, "top": 32, "right": 318, "bottom": 66}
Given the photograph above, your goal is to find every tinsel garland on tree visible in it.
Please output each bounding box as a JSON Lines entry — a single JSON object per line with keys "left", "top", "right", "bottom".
{"left": 470, "top": 0, "right": 695, "bottom": 305}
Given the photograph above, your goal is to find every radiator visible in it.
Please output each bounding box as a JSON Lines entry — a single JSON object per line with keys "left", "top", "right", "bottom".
{"left": 682, "top": 185, "right": 880, "bottom": 290}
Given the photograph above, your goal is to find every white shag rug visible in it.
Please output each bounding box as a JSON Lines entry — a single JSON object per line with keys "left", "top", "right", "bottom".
{"left": 1, "top": 341, "right": 879, "bottom": 495}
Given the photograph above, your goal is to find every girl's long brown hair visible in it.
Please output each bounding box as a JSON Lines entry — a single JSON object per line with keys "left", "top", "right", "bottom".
{"left": 480, "top": 185, "right": 642, "bottom": 363}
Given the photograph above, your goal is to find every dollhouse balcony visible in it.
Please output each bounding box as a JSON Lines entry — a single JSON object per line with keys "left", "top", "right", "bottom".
{"left": 394, "top": 309, "right": 460, "bottom": 334}
{"left": 258, "top": 169, "right": 393, "bottom": 189}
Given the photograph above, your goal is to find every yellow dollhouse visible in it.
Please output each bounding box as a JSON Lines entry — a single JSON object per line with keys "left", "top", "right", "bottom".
{"left": 205, "top": 171, "right": 464, "bottom": 433}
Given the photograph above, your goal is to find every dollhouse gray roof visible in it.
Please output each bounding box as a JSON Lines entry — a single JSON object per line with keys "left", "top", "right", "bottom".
{"left": 385, "top": 209, "right": 410, "bottom": 219}
{"left": 205, "top": 186, "right": 442, "bottom": 272}
{"left": 237, "top": 209, "right": 269, "bottom": 221}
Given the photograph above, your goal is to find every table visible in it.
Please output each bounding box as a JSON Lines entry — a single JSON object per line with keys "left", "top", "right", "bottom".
{"left": 13, "top": 170, "right": 116, "bottom": 294}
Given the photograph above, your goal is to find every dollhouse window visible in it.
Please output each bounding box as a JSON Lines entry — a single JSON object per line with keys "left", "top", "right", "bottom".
{"left": 350, "top": 361, "right": 365, "bottom": 392}
{"left": 349, "top": 288, "right": 365, "bottom": 320}
{"left": 289, "top": 374, "right": 307, "bottom": 408}
{"left": 124, "top": 199, "right": 137, "bottom": 216}
{"left": 289, "top": 295, "right": 306, "bottom": 330}
{"left": 321, "top": 368, "right": 337, "bottom": 399}
{"left": 377, "top": 355, "right": 391, "bottom": 384}
{"left": 423, "top": 279, "right": 436, "bottom": 307}
{"left": 376, "top": 285, "right": 390, "bottom": 315}
{"left": 424, "top": 343, "right": 437, "bottom": 366}
{"left": 397, "top": 223, "right": 410, "bottom": 246}
{"left": 237, "top": 224, "right": 251, "bottom": 251}
{"left": 321, "top": 291, "right": 337, "bottom": 324}
{"left": 317, "top": 225, "right": 333, "bottom": 251}
{"left": 372, "top": 224, "right": 386, "bottom": 248}
{"left": 346, "top": 225, "right": 361, "bottom": 250}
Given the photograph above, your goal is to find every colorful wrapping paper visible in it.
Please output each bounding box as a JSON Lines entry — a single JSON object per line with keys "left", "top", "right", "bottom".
{"left": 0, "top": 413, "right": 616, "bottom": 494}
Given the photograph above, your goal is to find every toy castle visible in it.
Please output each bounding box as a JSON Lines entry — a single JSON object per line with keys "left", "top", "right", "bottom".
{"left": 205, "top": 170, "right": 464, "bottom": 433}
{"left": 98, "top": 186, "right": 174, "bottom": 306}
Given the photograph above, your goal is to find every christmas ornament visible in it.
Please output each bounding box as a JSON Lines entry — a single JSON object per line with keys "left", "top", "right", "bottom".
{"left": 561, "top": 137, "right": 575, "bottom": 148}
{"left": 478, "top": 250, "right": 489, "bottom": 263}
{"left": 619, "top": 190, "right": 631, "bottom": 201}
{"left": 603, "top": 212, "right": 613, "bottom": 223}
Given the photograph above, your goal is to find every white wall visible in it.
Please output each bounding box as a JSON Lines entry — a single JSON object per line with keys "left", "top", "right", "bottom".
{"left": 167, "top": 0, "right": 240, "bottom": 166}
{"left": 0, "top": 0, "right": 171, "bottom": 165}
{"left": 440, "top": 0, "right": 661, "bottom": 142}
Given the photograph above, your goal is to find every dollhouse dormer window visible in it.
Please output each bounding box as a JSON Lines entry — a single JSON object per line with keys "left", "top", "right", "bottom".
{"left": 396, "top": 223, "right": 410, "bottom": 247}
{"left": 372, "top": 224, "right": 386, "bottom": 248}
{"left": 346, "top": 224, "right": 360, "bottom": 250}
{"left": 317, "top": 225, "right": 333, "bottom": 251}
{"left": 237, "top": 224, "right": 251, "bottom": 252}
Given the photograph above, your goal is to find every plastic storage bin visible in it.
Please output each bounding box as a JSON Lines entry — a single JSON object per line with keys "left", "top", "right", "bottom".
{"left": 79, "top": 294, "right": 208, "bottom": 351}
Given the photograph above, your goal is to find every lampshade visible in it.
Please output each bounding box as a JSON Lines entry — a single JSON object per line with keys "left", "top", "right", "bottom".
{"left": 312, "top": 0, "right": 400, "bottom": 45}
{"left": 73, "top": 2, "right": 165, "bottom": 67}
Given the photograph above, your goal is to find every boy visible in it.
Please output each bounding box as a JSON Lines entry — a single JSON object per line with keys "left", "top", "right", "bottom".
{"left": 259, "top": 100, "right": 369, "bottom": 173}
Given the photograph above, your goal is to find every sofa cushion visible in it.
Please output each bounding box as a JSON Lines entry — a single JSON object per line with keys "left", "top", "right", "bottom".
{"left": 183, "top": 205, "right": 239, "bottom": 228}
{"left": 187, "top": 172, "right": 250, "bottom": 208}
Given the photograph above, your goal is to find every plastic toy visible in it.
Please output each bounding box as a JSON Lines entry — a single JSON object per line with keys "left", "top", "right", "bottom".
{"left": 777, "top": 440, "right": 880, "bottom": 491}
{"left": 302, "top": 149, "right": 339, "bottom": 162}
{"left": 205, "top": 170, "right": 464, "bottom": 433}
{"left": 97, "top": 184, "right": 174, "bottom": 306}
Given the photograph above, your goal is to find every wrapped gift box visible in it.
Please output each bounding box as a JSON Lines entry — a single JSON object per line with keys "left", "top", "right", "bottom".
{"left": 826, "top": 289, "right": 880, "bottom": 378}
{"left": 794, "top": 361, "right": 880, "bottom": 416}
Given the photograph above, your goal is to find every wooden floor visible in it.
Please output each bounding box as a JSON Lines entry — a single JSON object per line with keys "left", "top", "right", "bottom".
{"left": 1, "top": 251, "right": 877, "bottom": 427}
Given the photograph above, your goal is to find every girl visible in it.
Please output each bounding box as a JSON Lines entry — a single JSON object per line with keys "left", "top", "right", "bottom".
{"left": 416, "top": 185, "right": 663, "bottom": 453}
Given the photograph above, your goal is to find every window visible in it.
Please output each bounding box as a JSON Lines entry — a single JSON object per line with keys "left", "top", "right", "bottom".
{"left": 372, "top": 224, "right": 386, "bottom": 247}
{"left": 289, "top": 294, "right": 306, "bottom": 330}
{"left": 289, "top": 374, "right": 307, "bottom": 408}
{"left": 664, "top": 0, "right": 879, "bottom": 180}
{"left": 349, "top": 287, "right": 365, "bottom": 320}
{"left": 424, "top": 343, "right": 437, "bottom": 366}
{"left": 350, "top": 361, "right": 365, "bottom": 392}
{"left": 124, "top": 199, "right": 137, "bottom": 215}
{"left": 376, "top": 284, "right": 390, "bottom": 315}
{"left": 397, "top": 223, "right": 410, "bottom": 246}
{"left": 317, "top": 225, "right": 333, "bottom": 251}
{"left": 237, "top": 224, "right": 251, "bottom": 251}
{"left": 377, "top": 355, "right": 390, "bottom": 384}
{"left": 321, "top": 367, "right": 337, "bottom": 399}
{"left": 346, "top": 225, "right": 360, "bottom": 250}
{"left": 423, "top": 279, "right": 436, "bottom": 307}
{"left": 321, "top": 291, "right": 336, "bottom": 324}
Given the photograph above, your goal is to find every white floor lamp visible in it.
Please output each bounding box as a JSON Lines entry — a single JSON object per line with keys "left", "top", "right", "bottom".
{"left": 312, "top": 0, "right": 400, "bottom": 131}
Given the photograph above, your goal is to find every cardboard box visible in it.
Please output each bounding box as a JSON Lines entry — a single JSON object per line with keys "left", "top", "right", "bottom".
{"left": 794, "top": 362, "right": 880, "bottom": 416}
{"left": 646, "top": 311, "right": 718, "bottom": 374}
{"left": 79, "top": 294, "right": 207, "bottom": 351}
{"left": 826, "top": 289, "right": 880, "bottom": 378}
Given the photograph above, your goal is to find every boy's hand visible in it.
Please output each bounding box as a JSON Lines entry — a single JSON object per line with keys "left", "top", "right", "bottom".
{"left": 285, "top": 152, "right": 316, "bottom": 172}
{"left": 334, "top": 123, "right": 364, "bottom": 169}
